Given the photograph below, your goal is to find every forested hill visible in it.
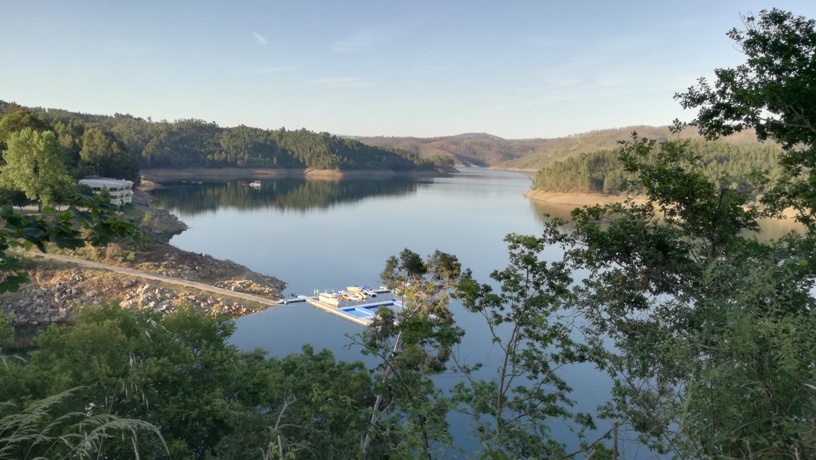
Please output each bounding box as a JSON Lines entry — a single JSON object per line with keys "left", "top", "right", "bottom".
{"left": 1, "top": 99, "right": 776, "bottom": 180}
{"left": 531, "top": 138, "right": 784, "bottom": 195}
{"left": 0, "top": 101, "right": 452, "bottom": 174}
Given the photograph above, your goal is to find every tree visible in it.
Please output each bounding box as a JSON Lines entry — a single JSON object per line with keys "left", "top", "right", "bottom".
{"left": 452, "top": 234, "right": 600, "bottom": 459}
{"left": 554, "top": 135, "right": 816, "bottom": 458}
{"left": 357, "top": 249, "right": 463, "bottom": 459}
{"left": 0, "top": 106, "right": 51, "bottom": 153}
{"left": 0, "top": 191, "right": 140, "bottom": 293}
{"left": 0, "top": 128, "right": 74, "bottom": 209}
{"left": 675, "top": 8, "right": 816, "bottom": 225}
{"left": 79, "top": 127, "right": 139, "bottom": 181}
{"left": 0, "top": 303, "right": 376, "bottom": 460}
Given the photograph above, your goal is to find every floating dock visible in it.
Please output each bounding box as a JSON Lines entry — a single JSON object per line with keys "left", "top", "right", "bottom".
{"left": 304, "top": 297, "right": 404, "bottom": 326}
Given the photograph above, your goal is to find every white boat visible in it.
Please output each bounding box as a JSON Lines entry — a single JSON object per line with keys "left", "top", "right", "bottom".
{"left": 360, "top": 285, "right": 378, "bottom": 297}
{"left": 318, "top": 291, "right": 341, "bottom": 306}
{"left": 249, "top": 180, "right": 261, "bottom": 188}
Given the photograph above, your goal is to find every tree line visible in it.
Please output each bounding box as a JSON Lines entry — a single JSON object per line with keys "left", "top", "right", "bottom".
{"left": 0, "top": 102, "right": 453, "bottom": 173}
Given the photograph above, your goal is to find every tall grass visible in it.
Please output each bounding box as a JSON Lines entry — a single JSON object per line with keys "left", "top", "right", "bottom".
{"left": 0, "top": 387, "right": 167, "bottom": 460}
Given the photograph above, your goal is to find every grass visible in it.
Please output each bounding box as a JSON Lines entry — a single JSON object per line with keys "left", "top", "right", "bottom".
{"left": 0, "top": 388, "right": 167, "bottom": 460}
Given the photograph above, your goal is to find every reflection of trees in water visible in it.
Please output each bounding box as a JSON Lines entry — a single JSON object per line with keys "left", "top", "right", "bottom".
{"left": 151, "top": 178, "right": 423, "bottom": 215}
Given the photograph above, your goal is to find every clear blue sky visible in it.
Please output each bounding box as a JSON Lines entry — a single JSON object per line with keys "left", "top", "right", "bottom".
{"left": 2, "top": 1, "right": 815, "bottom": 139}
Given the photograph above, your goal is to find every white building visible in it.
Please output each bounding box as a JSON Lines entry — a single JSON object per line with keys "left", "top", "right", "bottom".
{"left": 79, "top": 178, "right": 134, "bottom": 206}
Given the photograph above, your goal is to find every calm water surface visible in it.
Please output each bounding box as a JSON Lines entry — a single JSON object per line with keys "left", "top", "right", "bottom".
{"left": 154, "top": 167, "right": 799, "bottom": 457}
{"left": 153, "top": 168, "right": 617, "bottom": 454}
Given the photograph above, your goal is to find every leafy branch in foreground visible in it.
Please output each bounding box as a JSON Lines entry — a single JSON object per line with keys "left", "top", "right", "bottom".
{"left": 675, "top": 8, "right": 816, "bottom": 227}
{"left": 452, "top": 233, "right": 599, "bottom": 459}
{"left": 0, "top": 191, "right": 141, "bottom": 293}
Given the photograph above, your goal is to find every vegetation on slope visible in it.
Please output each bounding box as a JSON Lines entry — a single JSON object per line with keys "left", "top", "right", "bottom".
{"left": 532, "top": 138, "right": 784, "bottom": 195}
{"left": 0, "top": 101, "right": 453, "bottom": 175}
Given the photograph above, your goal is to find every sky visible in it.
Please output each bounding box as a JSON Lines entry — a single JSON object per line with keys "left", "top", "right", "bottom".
{"left": 2, "top": 1, "right": 816, "bottom": 140}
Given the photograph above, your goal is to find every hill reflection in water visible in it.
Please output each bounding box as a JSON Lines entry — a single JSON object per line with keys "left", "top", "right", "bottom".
{"left": 151, "top": 177, "right": 425, "bottom": 216}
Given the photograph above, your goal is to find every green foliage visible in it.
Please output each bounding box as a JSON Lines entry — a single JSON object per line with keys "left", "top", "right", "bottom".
{"left": 0, "top": 304, "right": 376, "bottom": 460}
{"left": 0, "top": 106, "right": 52, "bottom": 153}
{"left": 79, "top": 127, "right": 139, "bottom": 181}
{"left": 357, "top": 249, "right": 464, "bottom": 459}
{"left": 676, "top": 8, "right": 816, "bottom": 227}
{"left": 0, "top": 128, "right": 75, "bottom": 209}
{"left": 0, "top": 104, "right": 442, "bottom": 172}
{"left": 452, "top": 233, "right": 595, "bottom": 458}
{"left": 553, "top": 136, "right": 816, "bottom": 458}
{"left": 0, "top": 191, "right": 141, "bottom": 293}
{"left": 532, "top": 138, "right": 784, "bottom": 197}
{"left": 0, "top": 314, "right": 12, "bottom": 349}
{"left": 676, "top": 9, "right": 816, "bottom": 149}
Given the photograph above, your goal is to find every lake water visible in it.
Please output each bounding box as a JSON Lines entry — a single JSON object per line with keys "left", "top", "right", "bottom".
{"left": 150, "top": 168, "right": 621, "bottom": 455}
{"left": 151, "top": 168, "right": 801, "bottom": 457}
{"left": 154, "top": 168, "right": 557, "bottom": 358}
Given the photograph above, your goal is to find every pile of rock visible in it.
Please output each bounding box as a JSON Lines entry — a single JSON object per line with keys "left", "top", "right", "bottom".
{"left": 119, "top": 283, "right": 262, "bottom": 317}
{"left": 0, "top": 268, "right": 268, "bottom": 325}
{"left": 1, "top": 269, "right": 96, "bottom": 325}
{"left": 214, "top": 279, "right": 279, "bottom": 298}
{"left": 139, "top": 208, "right": 188, "bottom": 242}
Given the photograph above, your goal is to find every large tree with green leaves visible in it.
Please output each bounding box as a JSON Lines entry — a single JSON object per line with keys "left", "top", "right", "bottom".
{"left": 552, "top": 135, "right": 816, "bottom": 458}
{"left": 676, "top": 8, "right": 816, "bottom": 225}
{"left": 0, "top": 128, "right": 74, "bottom": 209}
{"left": 0, "top": 106, "right": 51, "bottom": 153}
{"left": 452, "top": 234, "right": 602, "bottom": 459}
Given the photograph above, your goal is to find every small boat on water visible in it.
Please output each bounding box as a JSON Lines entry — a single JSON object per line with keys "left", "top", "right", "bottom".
{"left": 249, "top": 180, "right": 261, "bottom": 188}
{"left": 360, "top": 285, "right": 378, "bottom": 298}
{"left": 318, "top": 290, "right": 341, "bottom": 306}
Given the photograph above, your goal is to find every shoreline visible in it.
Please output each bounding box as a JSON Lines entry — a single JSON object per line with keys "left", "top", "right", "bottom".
{"left": 140, "top": 167, "right": 441, "bottom": 185}
{"left": 523, "top": 189, "right": 803, "bottom": 222}
{"left": 522, "top": 189, "right": 643, "bottom": 207}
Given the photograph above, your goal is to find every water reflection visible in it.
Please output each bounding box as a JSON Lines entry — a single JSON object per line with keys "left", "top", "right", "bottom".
{"left": 151, "top": 177, "right": 425, "bottom": 216}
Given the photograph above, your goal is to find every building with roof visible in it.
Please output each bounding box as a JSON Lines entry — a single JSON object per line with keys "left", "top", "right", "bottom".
{"left": 79, "top": 178, "right": 134, "bottom": 206}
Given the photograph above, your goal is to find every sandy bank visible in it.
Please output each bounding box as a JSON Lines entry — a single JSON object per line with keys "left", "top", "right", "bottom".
{"left": 524, "top": 189, "right": 804, "bottom": 224}
{"left": 523, "top": 189, "right": 643, "bottom": 207}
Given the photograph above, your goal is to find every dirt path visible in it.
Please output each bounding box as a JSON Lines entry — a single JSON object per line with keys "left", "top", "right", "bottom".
{"left": 28, "top": 252, "right": 281, "bottom": 307}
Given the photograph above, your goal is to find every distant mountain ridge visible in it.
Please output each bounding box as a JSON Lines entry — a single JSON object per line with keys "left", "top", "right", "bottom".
{"left": 1, "top": 99, "right": 771, "bottom": 173}
{"left": 355, "top": 126, "right": 769, "bottom": 171}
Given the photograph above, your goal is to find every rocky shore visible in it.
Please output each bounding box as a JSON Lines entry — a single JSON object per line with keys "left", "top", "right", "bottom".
{"left": 0, "top": 266, "right": 280, "bottom": 325}
{"left": 0, "top": 185, "right": 287, "bottom": 326}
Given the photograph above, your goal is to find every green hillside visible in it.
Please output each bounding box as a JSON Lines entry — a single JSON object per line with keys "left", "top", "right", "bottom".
{"left": 0, "top": 101, "right": 453, "bottom": 174}
{"left": 531, "top": 138, "right": 785, "bottom": 195}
